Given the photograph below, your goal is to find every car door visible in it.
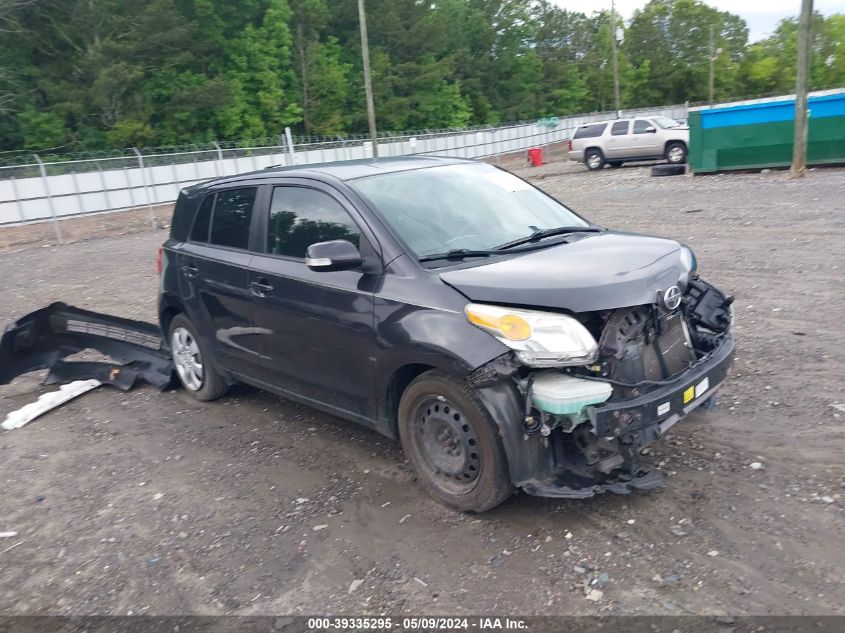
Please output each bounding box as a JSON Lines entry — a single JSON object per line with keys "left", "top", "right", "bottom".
{"left": 605, "top": 119, "right": 631, "bottom": 158}
{"left": 628, "top": 118, "right": 662, "bottom": 158}
{"left": 246, "top": 181, "right": 381, "bottom": 421}
{"left": 178, "top": 186, "right": 262, "bottom": 376}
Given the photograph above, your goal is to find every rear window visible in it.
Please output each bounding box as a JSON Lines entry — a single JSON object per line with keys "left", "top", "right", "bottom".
{"left": 611, "top": 120, "right": 629, "bottom": 136}
{"left": 573, "top": 123, "right": 607, "bottom": 139}
{"left": 189, "top": 195, "right": 214, "bottom": 243}
{"left": 170, "top": 192, "right": 193, "bottom": 241}
{"left": 209, "top": 188, "right": 257, "bottom": 250}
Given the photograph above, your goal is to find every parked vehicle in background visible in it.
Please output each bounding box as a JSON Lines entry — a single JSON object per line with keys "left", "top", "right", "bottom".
{"left": 567, "top": 116, "right": 690, "bottom": 170}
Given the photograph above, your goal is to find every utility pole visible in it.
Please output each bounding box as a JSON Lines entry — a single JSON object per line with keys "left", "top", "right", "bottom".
{"left": 610, "top": 0, "right": 621, "bottom": 116}
{"left": 791, "top": 0, "right": 813, "bottom": 178}
{"left": 708, "top": 24, "right": 715, "bottom": 106}
{"left": 358, "top": 0, "right": 379, "bottom": 158}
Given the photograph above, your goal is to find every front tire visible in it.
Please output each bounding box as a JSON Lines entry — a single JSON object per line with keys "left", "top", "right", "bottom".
{"left": 585, "top": 149, "right": 605, "bottom": 170}
{"left": 169, "top": 314, "right": 228, "bottom": 401}
{"left": 665, "top": 141, "right": 687, "bottom": 164}
{"left": 397, "top": 370, "right": 512, "bottom": 512}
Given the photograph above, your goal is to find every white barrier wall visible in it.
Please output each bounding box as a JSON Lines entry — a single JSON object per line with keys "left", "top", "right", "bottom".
{"left": 0, "top": 105, "right": 686, "bottom": 225}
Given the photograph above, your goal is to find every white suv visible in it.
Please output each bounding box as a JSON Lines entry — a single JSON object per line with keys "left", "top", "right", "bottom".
{"left": 567, "top": 116, "right": 689, "bottom": 170}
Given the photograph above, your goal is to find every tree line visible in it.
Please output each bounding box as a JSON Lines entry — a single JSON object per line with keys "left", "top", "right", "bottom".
{"left": 0, "top": 0, "right": 843, "bottom": 154}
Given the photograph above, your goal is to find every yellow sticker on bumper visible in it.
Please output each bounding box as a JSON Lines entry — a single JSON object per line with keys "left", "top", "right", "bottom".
{"left": 683, "top": 386, "right": 695, "bottom": 404}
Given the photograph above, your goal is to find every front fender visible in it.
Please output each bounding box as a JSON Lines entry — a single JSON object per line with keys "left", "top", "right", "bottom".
{"left": 474, "top": 379, "right": 549, "bottom": 488}
{"left": 375, "top": 302, "right": 508, "bottom": 377}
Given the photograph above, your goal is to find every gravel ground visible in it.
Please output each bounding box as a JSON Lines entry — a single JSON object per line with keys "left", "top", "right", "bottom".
{"left": 0, "top": 159, "right": 843, "bottom": 617}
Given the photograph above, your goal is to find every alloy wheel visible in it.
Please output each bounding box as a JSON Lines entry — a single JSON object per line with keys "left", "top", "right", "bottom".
{"left": 171, "top": 326, "right": 204, "bottom": 391}
{"left": 667, "top": 146, "right": 686, "bottom": 163}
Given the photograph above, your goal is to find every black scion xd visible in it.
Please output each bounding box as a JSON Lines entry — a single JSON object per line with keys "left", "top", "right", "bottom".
{"left": 159, "top": 157, "right": 735, "bottom": 511}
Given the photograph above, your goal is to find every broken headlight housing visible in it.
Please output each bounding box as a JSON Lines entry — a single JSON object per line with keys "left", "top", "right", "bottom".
{"left": 465, "top": 303, "right": 598, "bottom": 367}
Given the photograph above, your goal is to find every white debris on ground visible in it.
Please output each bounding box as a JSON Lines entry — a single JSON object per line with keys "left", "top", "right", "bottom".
{"left": 1, "top": 380, "right": 102, "bottom": 431}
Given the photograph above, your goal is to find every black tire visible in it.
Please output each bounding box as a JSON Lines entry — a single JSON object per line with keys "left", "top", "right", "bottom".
{"left": 169, "top": 314, "right": 228, "bottom": 401}
{"left": 608, "top": 161, "right": 623, "bottom": 168}
{"left": 397, "top": 370, "right": 513, "bottom": 512}
{"left": 584, "top": 148, "right": 605, "bottom": 170}
{"left": 665, "top": 141, "right": 687, "bottom": 164}
{"left": 651, "top": 164, "right": 686, "bottom": 177}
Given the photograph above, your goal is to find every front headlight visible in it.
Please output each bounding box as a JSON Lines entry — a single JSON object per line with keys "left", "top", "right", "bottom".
{"left": 679, "top": 245, "right": 697, "bottom": 273}
{"left": 465, "top": 303, "right": 598, "bottom": 367}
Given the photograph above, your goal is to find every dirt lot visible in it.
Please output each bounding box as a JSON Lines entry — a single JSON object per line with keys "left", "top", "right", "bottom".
{"left": 1, "top": 159, "right": 843, "bottom": 617}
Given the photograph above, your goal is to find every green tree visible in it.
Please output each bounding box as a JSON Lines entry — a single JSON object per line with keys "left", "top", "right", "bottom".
{"left": 626, "top": 0, "right": 748, "bottom": 104}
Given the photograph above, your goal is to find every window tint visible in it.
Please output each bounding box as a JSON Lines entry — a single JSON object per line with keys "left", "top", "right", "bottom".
{"left": 267, "top": 187, "right": 360, "bottom": 258}
{"left": 633, "top": 119, "right": 653, "bottom": 134}
{"left": 209, "top": 188, "right": 256, "bottom": 250}
{"left": 189, "top": 194, "right": 214, "bottom": 243}
{"left": 573, "top": 123, "right": 607, "bottom": 139}
{"left": 611, "top": 120, "right": 629, "bottom": 136}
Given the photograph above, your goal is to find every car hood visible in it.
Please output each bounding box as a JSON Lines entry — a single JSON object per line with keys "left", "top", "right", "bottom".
{"left": 439, "top": 231, "right": 689, "bottom": 313}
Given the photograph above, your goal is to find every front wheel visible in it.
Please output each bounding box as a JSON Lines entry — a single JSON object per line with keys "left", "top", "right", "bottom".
{"left": 397, "top": 371, "right": 513, "bottom": 512}
{"left": 665, "top": 142, "right": 687, "bottom": 164}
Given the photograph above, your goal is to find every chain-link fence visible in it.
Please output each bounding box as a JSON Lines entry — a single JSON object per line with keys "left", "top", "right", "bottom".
{"left": 0, "top": 103, "right": 687, "bottom": 241}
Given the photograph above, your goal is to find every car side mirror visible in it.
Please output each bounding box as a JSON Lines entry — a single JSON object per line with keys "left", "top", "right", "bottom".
{"left": 305, "top": 240, "right": 363, "bottom": 272}
{"left": 645, "top": 126, "right": 657, "bottom": 134}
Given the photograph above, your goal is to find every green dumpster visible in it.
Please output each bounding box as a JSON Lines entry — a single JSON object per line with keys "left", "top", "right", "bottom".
{"left": 689, "top": 88, "right": 845, "bottom": 173}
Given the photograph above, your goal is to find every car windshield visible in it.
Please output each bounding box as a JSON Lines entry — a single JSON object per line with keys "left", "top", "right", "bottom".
{"left": 348, "top": 163, "right": 589, "bottom": 259}
{"left": 652, "top": 116, "right": 683, "bottom": 129}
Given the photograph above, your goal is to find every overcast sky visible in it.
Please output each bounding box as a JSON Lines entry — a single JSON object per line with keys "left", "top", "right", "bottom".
{"left": 551, "top": 0, "right": 845, "bottom": 41}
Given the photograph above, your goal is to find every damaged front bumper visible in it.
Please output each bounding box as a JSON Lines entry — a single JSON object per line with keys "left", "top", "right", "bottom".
{"left": 476, "top": 333, "right": 736, "bottom": 499}
{"left": 0, "top": 303, "right": 173, "bottom": 391}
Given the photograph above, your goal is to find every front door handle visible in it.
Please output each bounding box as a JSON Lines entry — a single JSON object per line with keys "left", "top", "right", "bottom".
{"left": 182, "top": 262, "right": 199, "bottom": 277}
{"left": 250, "top": 278, "right": 274, "bottom": 297}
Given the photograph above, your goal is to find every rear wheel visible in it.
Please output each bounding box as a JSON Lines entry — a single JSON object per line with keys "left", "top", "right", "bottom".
{"left": 665, "top": 141, "right": 687, "bottom": 164}
{"left": 397, "top": 371, "right": 512, "bottom": 512}
{"left": 585, "top": 149, "right": 605, "bottom": 170}
{"left": 169, "top": 314, "right": 228, "bottom": 401}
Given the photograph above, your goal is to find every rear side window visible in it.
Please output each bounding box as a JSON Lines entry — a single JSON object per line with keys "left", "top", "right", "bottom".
{"left": 611, "top": 120, "right": 629, "bottom": 136}
{"left": 209, "top": 188, "right": 256, "bottom": 250}
{"left": 573, "top": 123, "right": 607, "bottom": 139}
{"left": 267, "top": 187, "right": 360, "bottom": 258}
{"left": 170, "top": 193, "right": 193, "bottom": 241}
{"left": 189, "top": 195, "right": 214, "bottom": 243}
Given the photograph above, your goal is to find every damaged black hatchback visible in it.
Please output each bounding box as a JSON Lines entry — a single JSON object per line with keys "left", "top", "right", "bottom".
{"left": 158, "top": 157, "right": 735, "bottom": 511}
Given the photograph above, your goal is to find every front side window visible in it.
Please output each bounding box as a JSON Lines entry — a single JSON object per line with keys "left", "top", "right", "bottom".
{"left": 349, "top": 163, "right": 588, "bottom": 258}
{"left": 209, "top": 188, "right": 256, "bottom": 250}
{"left": 611, "top": 120, "right": 629, "bottom": 136}
{"left": 633, "top": 119, "right": 654, "bottom": 134}
{"left": 267, "top": 187, "right": 360, "bottom": 258}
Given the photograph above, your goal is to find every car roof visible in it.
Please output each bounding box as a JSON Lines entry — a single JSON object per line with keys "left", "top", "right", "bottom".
{"left": 185, "top": 155, "right": 475, "bottom": 192}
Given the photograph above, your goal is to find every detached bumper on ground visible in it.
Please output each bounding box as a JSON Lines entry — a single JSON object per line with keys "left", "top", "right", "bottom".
{"left": 0, "top": 303, "right": 172, "bottom": 391}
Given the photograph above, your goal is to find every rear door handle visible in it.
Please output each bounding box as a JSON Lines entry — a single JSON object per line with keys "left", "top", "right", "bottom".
{"left": 250, "top": 278, "right": 274, "bottom": 297}
{"left": 182, "top": 262, "right": 199, "bottom": 277}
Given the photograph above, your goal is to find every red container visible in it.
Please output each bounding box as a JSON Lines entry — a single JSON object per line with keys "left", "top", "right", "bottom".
{"left": 528, "top": 147, "right": 543, "bottom": 167}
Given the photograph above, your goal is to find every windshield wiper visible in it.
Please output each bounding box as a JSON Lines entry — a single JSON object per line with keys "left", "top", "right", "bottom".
{"left": 496, "top": 225, "right": 604, "bottom": 251}
{"left": 418, "top": 248, "right": 498, "bottom": 263}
